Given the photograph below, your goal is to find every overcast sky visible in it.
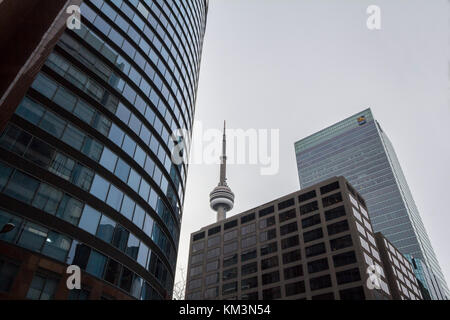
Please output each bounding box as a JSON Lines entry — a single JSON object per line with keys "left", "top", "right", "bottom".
{"left": 174, "top": 0, "right": 450, "bottom": 292}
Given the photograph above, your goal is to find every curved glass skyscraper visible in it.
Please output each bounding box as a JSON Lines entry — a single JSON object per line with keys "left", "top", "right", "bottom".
{"left": 0, "top": 0, "right": 208, "bottom": 300}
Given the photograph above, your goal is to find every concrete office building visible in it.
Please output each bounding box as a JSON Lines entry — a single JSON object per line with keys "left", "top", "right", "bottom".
{"left": 0, "top": 0, "right": 208, "bottom": 300}
{"left": 294, "top": 108, "right": 448, "bottom": 300}
{"left": 185, "top": 176, "right": 420, "bottom": 300}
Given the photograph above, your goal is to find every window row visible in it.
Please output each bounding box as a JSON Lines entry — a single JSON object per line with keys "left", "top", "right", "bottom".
{"left": 57, "top": 33, "right": 187, "bottom": 193}
{"left": 117, "top": 0, "right": 199, "bottom": 98}
{"left": 0, "top": 209, "right": 167, "bottom": 297}
{"left": 128, "top": 0, "right": 201, "bottom": 98}
{"left": 0, "top": 161, "right": 175, "bottom": 280}
{"left": 57, "top": 32, "right": 187, "bottom": 188}
{"left": 14, "top": 95, "right": 178, "bottom": 246}
{"left": 42, "top": 51, "right": 184, "bottom": 210}
{"left": 67, "top": 22, "right": 191, "bottom": 169}
{"left": 0, "top": 122, "right": 177, "bottom": 264}
{"left": 80, "top": 1, "right": 193, "bottom": 128}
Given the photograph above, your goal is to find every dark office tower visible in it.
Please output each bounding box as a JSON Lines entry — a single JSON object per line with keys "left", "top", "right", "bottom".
{"left": 294, "top": 108, "right": 448, "bottom": 300}
{"left": 185, "top": 177, "right": 422, "bottom": 300}
{"left": 0, "top": 0, "right": 208, "bottom": 300}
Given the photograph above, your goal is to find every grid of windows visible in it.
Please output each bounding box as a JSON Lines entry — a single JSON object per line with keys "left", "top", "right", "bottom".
{"left": 0, "top": 209, "right": 163, "bottom": 299}
{"left": 186, "top": 178, "right": 396, "bottom": 300}
{"left": 295, "top": 110, "right": 449, "bottom": 298}
{"left": 0, "top": 0, "right": 208, "bottom": 300}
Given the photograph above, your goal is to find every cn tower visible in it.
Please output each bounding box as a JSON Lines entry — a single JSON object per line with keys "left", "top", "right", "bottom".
{"left": 209, "top": 121, "right": 235, "bottom": 222}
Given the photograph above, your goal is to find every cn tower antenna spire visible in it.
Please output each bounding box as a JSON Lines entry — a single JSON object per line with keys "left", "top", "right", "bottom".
{"left": 219, "top": 120, "right": 227, "bottom": 186}
{"left": 209, "top": 120, "right": 234, "bottom": 222}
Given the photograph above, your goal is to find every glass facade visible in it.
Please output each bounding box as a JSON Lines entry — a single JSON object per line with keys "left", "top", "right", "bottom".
{"left": 294, "top": 108, "right": 449, "bottom": 299}
{"left": 0, "top": 0, "right": 208, "bottom": 299}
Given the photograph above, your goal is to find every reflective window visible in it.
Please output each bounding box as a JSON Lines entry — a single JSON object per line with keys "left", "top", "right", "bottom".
{"left": 132, "top": 205, "right": 145, "bottom": 229}
{"left": 86, "top": 250, "right": 107, "bottom": 278}
{"left": 40, "top": 112, "right": 65, "bottom": 138}
{"left": 112, "top": 225, "right": 129, "bottom": 252}
{"left": 53, "top": 87, "right": 77, "bottom": 112}
{"left": 71, "top": 243, "right": 91, "bottom": 270}
{"left": 32, "top": 184, "right": 63, "bottom": 215}
{"left": 96, "top": 215, "right": 116, "bottom": 243}
{"left": 78, "top": 205, "right": 101, "bottom": 235}
{"left": 56, "top": 195, "right": 83, "bottom": 225}
{"left": 31, "top": 74, "right": 57, "bottom": 98}
{"left": 115, "top": 158, "right": 130, "bottom": 182}
{"left": 41, "top": 231, "right": 71, "bottom": 262}
{"left": 61, "top": 125, "right": 85, "bottom": 150}
{"left": 122, "top": 135, "right": 136, "bottom": 157}
{"left": 138, "top": 179, "right": 150, "bottom": 201}
{"left": 25, "top": 138, "right": 54, "bottom": 168}
{"left": 71, "top": 164, "right": 94, "bottom": 191}
{"left": 0, "top": 124, "right": 31, "bottom": 155}
{"left": 134, "top": 146, "right": 146, "bottom": 167}
{"left": 143, "top": 214, "right": 154, "bottom": 236}
{"left": 106, "top": 185, "right": 123, "bottom": 211}
{"left": 16, "top": 97, "right": 45, "bottom": 125}
{"left": 137, "top": 243, "right": 149, "bottom": 267}
{"left": 89, "top": 174, "right": 109, "bottom": 201}
{"left": 125, "top": 233, "right": 139, "bottom": 260}
{"left": 127, "top": 169, "right": 141, "bottom": 192}
{"left": 108, "top": 123, "right": 125, "bottom": 146}
{"left": 17, "top": 222, "right": 48, "bottom": 252}
{"left": 120, "top": 195, "right": 135, "bottom": 220}
{"left": 100, "top": 147, "right": 118, "bottom": 172}
{"left": 3, "top": 171, "right": 39, "bottom": 204}
{"left": 104, "top": 259, "right": 122, "bottom": 285}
